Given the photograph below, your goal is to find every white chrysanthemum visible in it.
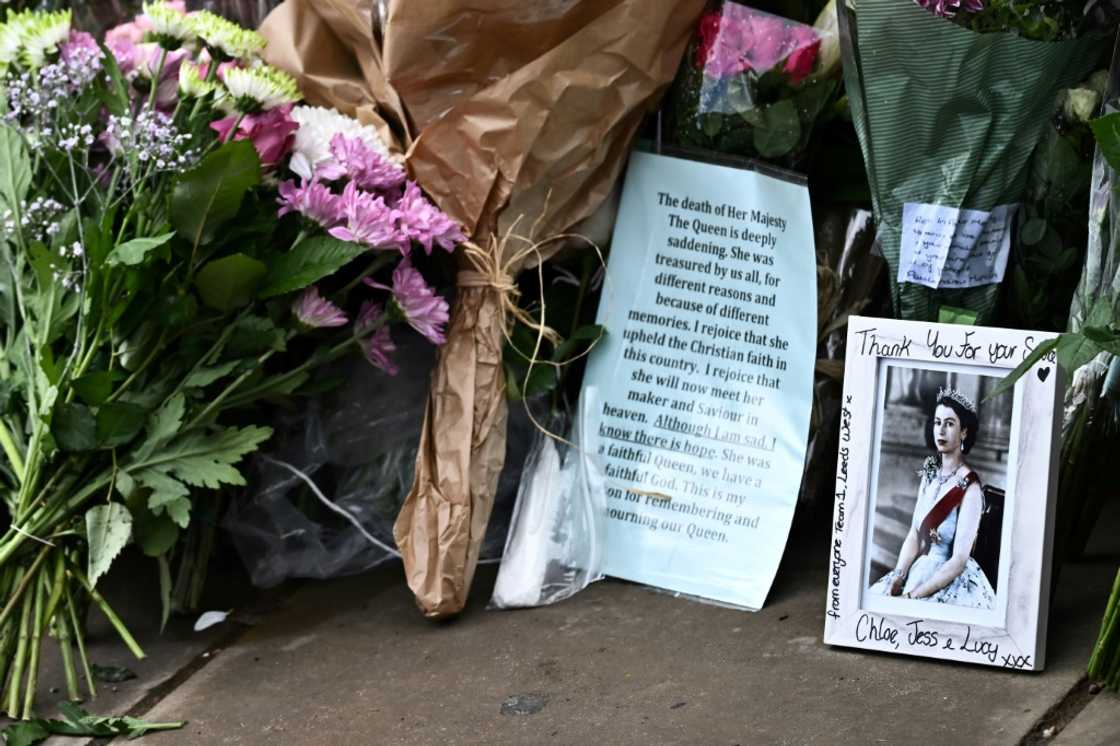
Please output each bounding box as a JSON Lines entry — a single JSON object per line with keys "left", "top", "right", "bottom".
{"left": 191, "top": 10, "right": 266, "bottom": 60}
{"left": 178, "top": 61, "right": 218, "bottom": 98}
{"left": 143, "top": 2, "right": 194, "bottom": 44}
{"left": 289, "top": 106, "right": 396, "bottom": 181}
{"left": 20, "top": 10, "right": 71, "bottom": 69}
{"left": 0, "top": 12, "right": 31, "bottom": 68}
{"left": 222, "top": 64, "right": 300, "bottom": 112}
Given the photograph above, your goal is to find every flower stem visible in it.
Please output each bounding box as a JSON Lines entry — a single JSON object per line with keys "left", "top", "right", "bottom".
{"left": 70, "top": 564, "right": 145, "bottom": 661}
{"left": 21, "top": 576, "right": 46, "bottom": 718}
{"left": 0, "top": 418, "right": 25, "bottom": 480}
{"left": 65, "top": 584, "right": 96, "bottom": 700}
{"left": 5, "top": 590, "right": 32, "bottom": 717}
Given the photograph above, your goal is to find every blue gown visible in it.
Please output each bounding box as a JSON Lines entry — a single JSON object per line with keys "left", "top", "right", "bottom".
{"left": 871, "top": 467, "right": 996, "bottom": 609}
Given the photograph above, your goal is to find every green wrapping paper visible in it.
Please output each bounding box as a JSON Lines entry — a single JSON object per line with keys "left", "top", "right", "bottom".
{"left": 839, "top": 0, "right": 1106, "bottom": 321}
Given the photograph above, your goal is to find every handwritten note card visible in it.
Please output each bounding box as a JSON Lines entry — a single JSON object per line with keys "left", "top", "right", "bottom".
{"left": 580, "top": 151, "right": 816, "bottom": 610}
{"left": 898, "top": 202, "right": 1017, "bottom": 289}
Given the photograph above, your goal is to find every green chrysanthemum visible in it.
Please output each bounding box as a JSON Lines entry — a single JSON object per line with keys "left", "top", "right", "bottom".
{"left": 178, "top": 60, "right": 220, "bottom": 99}
{"left": 0, "top": 11, "right": 33, "bottom": 70}
{"left": 143, "top": 1, "right": 195, "bottom": 48}
{"left": 222, "top": 63, "right": 300, "bottom": 112}
{"left": 191, "top": 10, "right": 266, "bottom": 60}
{"left": 11, "top": 9, "right": 71, "bottom": 69}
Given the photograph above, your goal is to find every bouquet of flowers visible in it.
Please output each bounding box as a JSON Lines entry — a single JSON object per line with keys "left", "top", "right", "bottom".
{"left": 0, "top": 2, "right": 460, "bottom": 716}
{"left": 999, "top": 71, "right": 1108, "bottom": 332}
{"left": 669, "top": 0, "right": 840, "bottom": 167}
{"left": 839, "top": 0, "right": 1108, "bottom": 321}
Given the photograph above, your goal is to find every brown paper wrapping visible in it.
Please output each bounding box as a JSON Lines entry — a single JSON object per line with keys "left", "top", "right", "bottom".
{"left": 261, "top": 0, "right": 705, "bottom": 617}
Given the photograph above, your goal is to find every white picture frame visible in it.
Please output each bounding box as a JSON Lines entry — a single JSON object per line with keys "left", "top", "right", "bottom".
{"left": 823, "top": 316, "right": 1061, "bottom": 670}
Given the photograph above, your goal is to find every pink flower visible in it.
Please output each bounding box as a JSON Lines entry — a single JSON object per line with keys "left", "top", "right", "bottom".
{"left": 212, "top": 104, "right": 298, "bottom": 166}
{"left": 393, "top": 181, "right": 464, "bottom": 254}
{"left": 695, "top": 11, "right": 753, "bottom": 77}
{"left": 61, "top": 31, "right": 101, "bottom": 66}
{"left": 365, "top": 260, "right": 450, "bottom": 345}
{"left": 277, "top": 179, "right": 342, "bottom": 228}
{"left": 292, "top": 286, "right": 348, "bottom": 328}
{"left": 329, "top": 134, "right": 406, "bottom": 191}
{"left": 356, "top": 303, "right": 398, "bottom": 374}
{"left": 783, "top": 26, "right": 819, "bottom": 84}
{"left": 136, "top": 43, "right": 189, "bottom": 111}
{"left": 328, "top": 181, "right": 400, "bottom": 248}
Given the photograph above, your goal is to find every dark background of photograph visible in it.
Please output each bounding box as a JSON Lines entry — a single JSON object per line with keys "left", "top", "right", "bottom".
{"left": 868, "top": 367, "right": 1014, "bottom": 590}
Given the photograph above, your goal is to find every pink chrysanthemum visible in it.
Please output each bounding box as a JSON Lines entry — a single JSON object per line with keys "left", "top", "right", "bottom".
{"left": 277, "top": 179, "right": 342, "bottom": 228}
{"left": 914, "top": 0, "right": 983, "bottom": 17}
{"left": 329, "top": 134, "right": 406, "bottom": 191}
{"left": 393, "top": 181, "right": 464, "bottom": 254}
{"left": 355, "top": 302, "right": 398, "bottom": 374}
{"left": 365, "top": 260, "right": 450, "bottom": 345}
{"left": 328, "top": 181, "right": 400, "bottom": 248}
{"left": 292, "top": 286, "right": 348, "bottom": 328}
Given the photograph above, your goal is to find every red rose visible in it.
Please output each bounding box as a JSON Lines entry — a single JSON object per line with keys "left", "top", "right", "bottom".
{"left": 783, "top": 26, "right": 819, "bottom": 84}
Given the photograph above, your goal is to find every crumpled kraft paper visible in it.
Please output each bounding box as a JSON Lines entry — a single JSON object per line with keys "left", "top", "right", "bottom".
{"left": 261, "top": 0, "right": 704, "bottom": 617}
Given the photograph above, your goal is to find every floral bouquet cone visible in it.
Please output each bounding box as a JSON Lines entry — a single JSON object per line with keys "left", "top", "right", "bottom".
{"left": 838, "top": 0, "right": 1105, "bottom": 321}
{"left": 261, "top": 0, "right": 706, "bottom": 618}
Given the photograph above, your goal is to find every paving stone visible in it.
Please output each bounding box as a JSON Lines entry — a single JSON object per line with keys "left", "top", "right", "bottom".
{"left": 134, "top": 521, "right": 1116, "bottom": 746}
{"left": 1052, "top": 691, "right": 1120, "bottom": 746}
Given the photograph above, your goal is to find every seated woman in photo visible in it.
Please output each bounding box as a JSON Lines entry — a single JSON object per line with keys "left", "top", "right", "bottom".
{"left": 870, "top": 387, "right": 996, "bottom": 609}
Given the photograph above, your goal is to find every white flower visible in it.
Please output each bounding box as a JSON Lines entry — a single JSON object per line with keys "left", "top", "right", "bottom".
{"left": 0, "top": 12, "right": 31, "bottom": 69}
{"left": 178, "top": 61, "right": 218, "bottom": 98}
{"left": 19, "top": 10, "right": 72, "bottom": 69}
{"left": 191, "top": 10, "right": 266, "bottom": 60}
{"left": 222, "top": 63, "right": 300, "bottom": 112}
{"left": 1064, "top": 88, "right": 1100, "bottom": 125}
{"left": 143, "top": 2, "right": 194, "bottom": 45}
{"left": 289, "top": 106, "right": 396, "bottom": 181}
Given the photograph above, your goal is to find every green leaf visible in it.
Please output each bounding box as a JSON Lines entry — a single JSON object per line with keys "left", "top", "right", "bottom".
{"left": 72, "top": 370, "right": 122, "bottom": 406}
{"left": 171, "top": 139, "right": 261, "bottom": 248}
{"left": 0, "top": 124, "right": 31, "bottom": 213}
{"left": 753, "top": 99, "right": 802, "bottom": 158}
{"left": 147, "top": 393, "right": 186, "bottom": 449}
{"left": 226, "top": 315, "right": 286, "bottom": 357}
{"left": 52, "top": 402, "right": 97, "bottom": 452}
{"left": 986, "top": 337, "right": 1059, "bottom": 400}
{"left": 157, "top": 553, "right": 172, "bottom": 632}
{"left": 185, "top": 360, "right": 240, "bottom": 388}
{"left": 95, "top": 401, "right": 147, "bottom": 448}
{"left": 1090, "top": 112, "right": 1120, "bottom": 173}
{"left": 146, "top": 426, "right": 273, "bottom": 489}
{"left": 1057, "top": 332, "right": 1104, "bottom": 372}
{"left": 95, "top": 42, "right": 130, "bottom": 117}
{"left": 85, "top": 503, "right": 132, "bottom": 588}
{"left": 553, "top": 324, "right": 606, "bottom": 362}
{"left": 136, "top": 468, "right": 192, "bottom": 529}
{"left": 195, "top": 253, "right": 267, "bottom": 311}
{"left": 37, "top": 702, "right": 185, "bottom": 739}
{"left": 133, "top": 505, "right": 180, "bottom": 557}
{"left": 1080, "top": 325, "right": 1120, "bottom": 355}
{"left": 1, "top": 720, "right": 50, "bottom": 746}
{"left": 258, "top": 236, "right": 367, "bottom": 298}
{"left": 105, "top": 232, "right": 175, "bottom": 267}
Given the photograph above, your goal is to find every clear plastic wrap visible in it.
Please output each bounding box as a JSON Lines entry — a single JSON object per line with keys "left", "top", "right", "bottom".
{"left": 489, "top": 394, "right": 607, "bottom": 609}
{"left": 668, "top": 1, "right": 839, "bottom": 167}
{"left": 225, "top": 334, "right": 524, "bottom": 588}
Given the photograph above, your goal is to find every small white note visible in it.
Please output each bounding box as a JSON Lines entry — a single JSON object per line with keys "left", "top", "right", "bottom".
{"left": 898, "top": 202, "right": 1018, "bottom": 289}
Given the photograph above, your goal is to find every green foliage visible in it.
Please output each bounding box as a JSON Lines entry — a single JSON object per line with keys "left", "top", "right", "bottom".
{"left": 105, "top": 232, "right": 176, "bottom": 267}
{"left": 195, "top": 253, "right": 268, "bottom": 311}
{"left": 0, "top": 124, "right": 31, "bottom": 211}
{"left": 170, "top": 140, "right": 261, "bottom": 248}
{"left": 85, "top": 503, "right": 133, "bottom": 588}
{"left": 259, "top": 236, "right": 368, "bottom": 298}
{"left": 0, "top": 702, "right": 184, "bottom": 744}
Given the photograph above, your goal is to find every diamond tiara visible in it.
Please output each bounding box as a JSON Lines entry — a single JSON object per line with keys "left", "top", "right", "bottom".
{"left": 937, "top": 386, "right": 977, "bottom": 415}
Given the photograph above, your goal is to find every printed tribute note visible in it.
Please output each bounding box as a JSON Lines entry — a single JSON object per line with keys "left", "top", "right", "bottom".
{"left": 899, "top": 202, "right": 1017, "bottom": 289}
{"left": 581, "top": 151, "right": 816, "bottom": 610}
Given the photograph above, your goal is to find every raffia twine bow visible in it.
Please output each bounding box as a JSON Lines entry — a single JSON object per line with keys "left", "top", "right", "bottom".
{"left": 453, "top": 215, "right": 607, "bottom": 449}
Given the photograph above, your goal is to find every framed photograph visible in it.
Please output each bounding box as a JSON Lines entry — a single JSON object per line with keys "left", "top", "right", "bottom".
{"left": 823, "top": 317, "right": 1061, "bottom": 670}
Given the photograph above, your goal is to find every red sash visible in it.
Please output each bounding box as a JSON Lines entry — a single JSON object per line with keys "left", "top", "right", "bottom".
{"left": 916, "top": 471, "right": 978, "bottom": 557}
